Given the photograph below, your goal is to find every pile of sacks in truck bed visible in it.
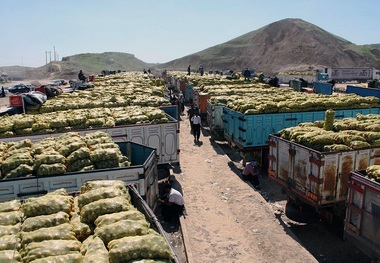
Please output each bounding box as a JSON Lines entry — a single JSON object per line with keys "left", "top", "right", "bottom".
{"left": 0, "top": 180, "right": 174, "bottom": 262}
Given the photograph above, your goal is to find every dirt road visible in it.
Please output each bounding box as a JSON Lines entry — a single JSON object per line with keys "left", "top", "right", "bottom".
{"left": 172, "top": 110, "right": 318, "bottom": 263}
{"left": 170, "top": 107, "right": 371, "bottom": 263}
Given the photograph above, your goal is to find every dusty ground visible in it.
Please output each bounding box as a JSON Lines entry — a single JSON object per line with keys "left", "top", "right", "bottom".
{"left": 167, "top": 107, "right": 372, "bottom": 263}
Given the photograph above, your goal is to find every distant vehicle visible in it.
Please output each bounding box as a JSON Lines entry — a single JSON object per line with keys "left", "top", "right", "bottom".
{"left": 7, "top": 84, "right": 33, "bottom": 94}
{"left": 48, "top": 79, "right": 67, "bottom": 86}
{"left": 316, "top": 67, "right": 380, "bottom": 83}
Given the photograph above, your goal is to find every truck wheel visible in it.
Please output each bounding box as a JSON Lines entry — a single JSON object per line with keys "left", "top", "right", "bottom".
{"left": 285, "top": 202, "right": 320, "bottom": 224}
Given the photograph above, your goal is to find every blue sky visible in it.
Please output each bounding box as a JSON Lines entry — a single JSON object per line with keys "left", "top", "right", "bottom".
{"left": 0, "top": 0, "right": 379, "bottom": 67}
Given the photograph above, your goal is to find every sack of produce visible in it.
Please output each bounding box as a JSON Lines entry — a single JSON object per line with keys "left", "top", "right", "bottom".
{"left": 58, "top": 140, "right": 88, "bottom": 157}
{"left": 78, "top": 186, "right": 129, "bottom": 209}
{"left": 95, "top": 219, "right": 150, "bottom": 245}
{"left": 37, "top": 163, "right": 67, "bottom": 176}
{"left": 108, "top": 234, "right": 173, "bottom": 263}
{"left": 366, "top": 165, "right": 380, "bottom": 182}
{"left": 67, "top": 158, "right": 93, "bottom": 172}
{"left": 83, "top": 236, "right": 109, "bottom": 263}
{"left": 24, "top": 253, "right": 84, "bottom": 263}
{"left": 70, "top": 214, "right": 92, "bottom": 241}
{"left": 89, "top": 148, "right": 119, "bottom": 162}
{"left": 20, "top": 223, "right": 76, "bottom": 247}
{"left": 34, "top": 152, "right": 66, "bottom": 168}
{"left": 80, "top": 180, "right": 127, "bottom": 194}
{"left": 323, "top": 109, "right": 335, "bottom": 131}
{"left": 1, "top": 153, "right": 33, "bottom": 175}
{"left": 0, "top": 200, "right": 21, "bottom": 212}
{"left": 21, "top": 211, "right": 70, "bottom": 232}
{"left": 0, "top": 210, "right": 23, "bottom": 226}
{"left": 94, "top": 209, "right": 146, "bottom": 228}
{"left": 0, "top": 250, "right": 22, "bottom": 262}
{"left": 3, "top": 163, "right": 33, "bottom": 179}
{"left": 0, "top": 224, "right": 20, "bottom": 237}
{"left": 22, "top": 194, "right": 73, "bottom": 218}
{"left": 0, "top": 234, "right": 21, "bottom": 251}
{"left": 80, "top": 196, "right": 132, "bottom": 224}
{"left": 21, "top": 240, "right": 82, "bottom": 263}
{"left": 66, "top": 147, "right": 91, "bottom": 164}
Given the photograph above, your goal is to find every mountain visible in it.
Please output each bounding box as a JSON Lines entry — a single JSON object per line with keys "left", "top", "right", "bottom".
{"left": 157, "top": 18, "right": 380, "bottom": 74}
{"left": 2, "top": 18, "right": 380, "bottom": 81}
{"left": 0, "top": 52, "right": 155, "bottom": 81}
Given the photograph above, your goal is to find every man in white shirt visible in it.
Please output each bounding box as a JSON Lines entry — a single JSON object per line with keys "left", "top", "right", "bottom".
{"left": 191, "top": 111, "right": 202, "bottom": 142}
{"left": 159, "top": 184, "right": 185, "bottom": 223}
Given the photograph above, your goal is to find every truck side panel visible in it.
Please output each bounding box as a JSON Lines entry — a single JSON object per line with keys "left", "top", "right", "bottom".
{"left": 206, "top": 101, "right": 224, "bottom": 135}
{"left": 0, "top": 117, "right": 179, "bottom": 165}
{"left": 346, "top": 85, "right": 380, "bottom": 98}
{"left": 225, "top": 108, "right": 380, "bottom": 149}
{"left": 269, "top": 135, "right": 380, "bottom": 208}
{"left": 344, "top": 171, "right": 380, "bottom": 260}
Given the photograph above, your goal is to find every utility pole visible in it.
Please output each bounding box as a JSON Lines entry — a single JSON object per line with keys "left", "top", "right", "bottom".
{"left": 53, "top": 46, "right": 56, "bottom": 61}
{"left": 49, "top": 51, "right": 51, "bottom": 63}
{"left": 45, "top": 51, "right": 48, "bottom": 65}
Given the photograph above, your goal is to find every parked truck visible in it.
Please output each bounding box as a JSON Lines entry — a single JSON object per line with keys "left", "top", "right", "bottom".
{"left": 268, "top": 133, "right": 380, "bottom": 224}
{"left": 222, "top": 106, "right": 380, "bottom": 167}
{"left": 0, "top": 141, "right": 159, "bottom": 208}
{"left": 0, "top": 106, "right": 180, "bottom": 167}
{"left": 344, "top": 170, "right": 380, "bottom": 261}
{"left": 317, "top": 67, "right": 380, "bottom": 83}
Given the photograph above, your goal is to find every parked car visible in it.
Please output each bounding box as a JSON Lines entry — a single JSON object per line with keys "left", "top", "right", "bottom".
{"left": 48, "top": 79, "right": 67, "bottom": 86}
{"left": 7, "top": 84, "right": 33, "bottom": 94}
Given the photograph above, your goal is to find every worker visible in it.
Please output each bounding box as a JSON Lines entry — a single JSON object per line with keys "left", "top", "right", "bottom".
{"left": 159, "top": 183, "right": 185, "bottom": 223}
{"left": 187, "top": 65, "right": 191, "bottom": 76}
{"left": 199, "top": 65, "right": 204, "bottom": 76}
{"left": 1, "top": 86, "right": 5, "bottom": 97}
{"left": 191, "top": 111, "right": 202, "bottom": 142}
{"left": 244, "top": 68, "right": 251, "bottom": 81}
{"left": 242, "top": 160, "right": 261, "bottom": 190}
{"left": 168, "top": 175, "right": 183, "bottom": 196}
{"left": 187, "top": 104, "right": 196, "bottom": 134}
{"left": 78, "top": 70, "right": 86, "bottom": 83}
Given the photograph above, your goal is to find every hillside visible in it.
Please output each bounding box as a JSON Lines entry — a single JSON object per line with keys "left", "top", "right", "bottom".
{"left": 158, "top": 18, "right": 380, "bottom": 74}
{"left": 1, "top": 18, "right": 380, "bottom": 81}
{"left": 0, "top": 52, "right": 155, "bottom": 81}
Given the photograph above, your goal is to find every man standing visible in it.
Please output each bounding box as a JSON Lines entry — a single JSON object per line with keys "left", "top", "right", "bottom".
{"left": 78, "top": 70, "right": 86, "bottom": 83}
{"left": 191, "top": 111, "right": 202, "bottom": 142}
{"left": 187, "top": 65, "right": 191, "bottom": 76}
{"left": 187, "top": 105, "right": 196, "bottom": 134}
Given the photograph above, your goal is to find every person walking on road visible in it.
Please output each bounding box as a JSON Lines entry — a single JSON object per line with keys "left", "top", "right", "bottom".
{"left": 187, "top": 105, "right": 196, "bottom": 134}
{"left": 191, "top": 111, "right": 202, "bottom": 142}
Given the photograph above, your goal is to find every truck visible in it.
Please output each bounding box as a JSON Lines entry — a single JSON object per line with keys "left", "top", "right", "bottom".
{"left": 346, "top": 85, "right": 380, "bottom": 98}
{"left": 344, "top": 170, "right": 380, "bottom": 261}
{"left": 206, "top": 100, "right": 224, "bottom": 138}
{"left": 317, "top": 67, "right": 380, "bottom": 83}
{"left": 0, "top": 106, "right": 180, "bottom": 167}
{"left": 222, "top": 106, "right": 380, "bottom": 167}
{"left": 267, "top": 134, "right": 380, "bottom": 224}
{"left": 0, "top": 141, "right": 160, "bottom": 208}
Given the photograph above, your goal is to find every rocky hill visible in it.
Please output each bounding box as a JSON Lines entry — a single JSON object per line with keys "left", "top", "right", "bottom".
{"left": 1, "top": 18, "right": 380, "bottom": 81}
{"left": 158, "top": 18, "right": 380, "bottom": 74}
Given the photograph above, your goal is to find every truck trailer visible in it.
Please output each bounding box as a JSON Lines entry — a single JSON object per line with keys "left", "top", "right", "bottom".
{"left": 268, "top": 134, "right": 380, "bottom": 224}
{"left": 344, "top": 170, "right": 380, "bottom": 261}
{"left": 321, "top": 67, "right": 380, "bottom": 83}
{"left": 0, "top": 141, "right": 159, "bottom": 208}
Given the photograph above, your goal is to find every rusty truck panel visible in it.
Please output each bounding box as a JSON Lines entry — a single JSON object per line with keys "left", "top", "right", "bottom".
{"left": 268, "top": 134, "right": 380, "bottom": 208}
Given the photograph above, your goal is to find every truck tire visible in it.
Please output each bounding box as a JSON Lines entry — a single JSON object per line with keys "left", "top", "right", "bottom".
{"left": 285, "top": 202, "right": 320, "bottom": 224}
